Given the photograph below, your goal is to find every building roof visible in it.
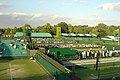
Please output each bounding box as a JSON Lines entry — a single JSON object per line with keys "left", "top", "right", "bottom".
{"left": 14, "top": 32, "right": 52, "bottom": 38}
{"left": 61, "top": 33, "right": 96, "bottom": 37}
{"left": 31, "top": 33, "right": 52, "bottom": 37}
{"left": 14, "top": 32, "right": 23, "bottom": 37}
{"left": 101, "top": 36, "right": 119, "bottom": 41}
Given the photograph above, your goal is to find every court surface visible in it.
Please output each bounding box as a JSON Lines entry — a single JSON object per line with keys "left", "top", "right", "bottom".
{"left": 0, "top": 59, "right": 53, "bottom": 80}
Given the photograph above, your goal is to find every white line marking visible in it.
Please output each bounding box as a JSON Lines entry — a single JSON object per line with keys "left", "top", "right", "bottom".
{"left": 9, "top": 63, "right": 13, "bottom": 80}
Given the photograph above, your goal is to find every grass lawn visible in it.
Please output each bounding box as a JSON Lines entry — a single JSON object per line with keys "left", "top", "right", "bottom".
{"left": 0, "top": 59, "right": 53, "bottom": 80}
{"left": 75, "top": 63, "right": 120, "bottom": 80}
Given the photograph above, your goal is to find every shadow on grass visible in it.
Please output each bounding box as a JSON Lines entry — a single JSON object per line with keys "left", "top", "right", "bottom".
{"left": 66, "top": 65, "right": 88, "bottom": 71}
{"left": 2, "top": 75, "right": 53, "bottom": 80}
{"left": 0, "top": 57, "right": 14, "bottom": 63}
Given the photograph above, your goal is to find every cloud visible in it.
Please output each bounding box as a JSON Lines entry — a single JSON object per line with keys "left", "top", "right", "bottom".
{"left": 0, "top": 12, "right": 71, "bottom": 28}
{"left": 97, "top": 2, "right": 120, "bottom": 11}
{"left": 0, "top": 12, "right": 119, "bottom": 28}
{"left": 62, "top": 2, "right": 72, "bottom": 6}
{"left": 39, "top": 0, "right": 48, "bottom": 4}
{"left": 0, "top": 3, "right": 12, "bottom": 8}
{"left": 71, "top": 17, "right": 120, "bottom": 26}
{"left": 73, "top": 0, "right": 87, "bottom": 3}
{"left": 62, "top": 0, "right": 87, "bottom": 6}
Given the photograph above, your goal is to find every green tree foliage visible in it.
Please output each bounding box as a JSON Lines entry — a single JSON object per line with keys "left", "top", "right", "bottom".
{"left": 33, "top": 26, "right": 43, "bottom": 32}
{"left": 108, "top": 25, "right": 117, "bottom": 36}
{"left": 96, "top": 23, "right": 107, "bottom": 28}
{"left": 73, "top": 25, "right": 91, "bottom": 34}
{"left": 57, "top": 22, "right": 68, "bottom": 33}
{"left": 11, "top": 27, "right": 17, "bottom": 34}
{"left": 42, "top": 23, "right": 53, "bottom": 34}
{"left": 97, "top": 28, "right": 108, "bottom": 38}
{"left": 0, "top": 29, "right": 5, "bottom": 34}
{"left": 91, "top": 28, "right": 98, "bottom": 35}
{"left": 95, "top": 23, "right": 109, "bottom": 37}
{"left": 4, "top": 28, "right": 11, "bottom": 35}
{"left": 73, "top": 26, "right": 81, "bottom": 34}
{"left": 68, "top": 24, "right": 73, "bottom": 33}
{"left": 51, "top": 27, "right": 56, "bottom": 35}
{"left": 0, "top": 23, "right": 119, "bottom": 37}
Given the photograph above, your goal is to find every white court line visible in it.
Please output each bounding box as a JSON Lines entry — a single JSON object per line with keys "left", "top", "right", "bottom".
{"left": 9, "top": 63, "right": 13, "bottom": 80}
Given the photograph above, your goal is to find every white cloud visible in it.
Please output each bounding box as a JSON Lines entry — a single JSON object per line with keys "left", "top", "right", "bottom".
{"left": 62, "top": 0, "right": 87, "bottom": 6}
{"left": 71, "top": 17, "right": 120, "bottom": 26}
{"left": 73, "top": 0, "right": 87, "bottom": 3}
{"left": 0, "top": 12, "right": 71, "bottom": 27}
{"left": 62, "top": 2, "right": 72, "bottom": 6}
{"left": 39, "top": 0, "right": 48, "bottom": 4}
{"left": 0, "top": 3, "right": 12, "bottom": 8}
{"left": 97, "top": 2, "right": 120, "bottom": 11}
{"left": 0, "top": 12, "right": 119, "bottom": 28}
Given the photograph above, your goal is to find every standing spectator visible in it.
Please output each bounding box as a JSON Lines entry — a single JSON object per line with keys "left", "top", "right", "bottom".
{"left": 78, "top": 51, "right": 82, "bottom": 60}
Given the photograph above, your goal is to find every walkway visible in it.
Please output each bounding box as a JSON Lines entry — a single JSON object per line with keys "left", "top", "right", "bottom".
{"left": 62, "top": 57, "right": 120, "bottom": 66}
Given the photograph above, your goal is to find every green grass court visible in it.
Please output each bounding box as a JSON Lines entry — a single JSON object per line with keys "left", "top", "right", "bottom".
{"left": 0, "top": 59, "right": 53, "bottom": 80}
{"left": 74, "top": 61, "right": 120, "bottom": 80}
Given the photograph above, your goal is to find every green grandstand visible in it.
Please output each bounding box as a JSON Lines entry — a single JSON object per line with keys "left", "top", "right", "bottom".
{"left": 0, "top": 39, "right": 28, "bottom": 57}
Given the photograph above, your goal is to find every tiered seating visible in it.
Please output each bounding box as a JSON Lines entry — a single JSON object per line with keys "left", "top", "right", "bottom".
{"left": 0, "top": 39, "right": 28, "bottom": 57}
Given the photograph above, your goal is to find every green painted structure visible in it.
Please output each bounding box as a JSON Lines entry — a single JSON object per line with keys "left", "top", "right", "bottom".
{"left": 14, "top": 32, "right": 52, "bottom": 38}
{"left": 22, "top": 26, "right": 33, "bottom": 49}
{"left": 34, "top": 51, "right": 71, "bottom": 80}
{"left": 49, "top": 48, "right": 77, "bottom": 60}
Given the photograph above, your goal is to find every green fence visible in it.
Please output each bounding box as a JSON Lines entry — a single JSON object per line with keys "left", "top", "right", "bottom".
{"left": 34, "top": 51, "right": 71, "bottom": 80}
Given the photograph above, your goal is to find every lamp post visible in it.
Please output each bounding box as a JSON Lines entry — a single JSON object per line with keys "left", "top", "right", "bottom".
{"left": 96, "top": 51, "right": 100, "bottom": 79}
{"left": 116, "top": 29, "right": 119, "bottom": 44}
{"left": 118, "top": 29, "right": 119, "bottom": 44}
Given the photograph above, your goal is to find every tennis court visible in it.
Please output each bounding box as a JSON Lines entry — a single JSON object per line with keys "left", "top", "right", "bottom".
{"left": 0, "top": 59, "right": 53, "bottom": 80}
{"left": 74, "top": 60, "right": 120, "bottom": 80}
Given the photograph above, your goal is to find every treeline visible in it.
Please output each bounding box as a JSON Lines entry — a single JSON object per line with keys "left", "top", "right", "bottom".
{"left": 0, "top": 22, "right": 120, "bottom": 37}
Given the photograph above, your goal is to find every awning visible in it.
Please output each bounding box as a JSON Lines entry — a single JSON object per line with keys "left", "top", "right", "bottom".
{"left": 61, "top": 33, "right": 96, "bottom": 37}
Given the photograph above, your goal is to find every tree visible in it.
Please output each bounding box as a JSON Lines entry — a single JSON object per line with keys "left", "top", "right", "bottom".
{"left": 33, "top": 26, "right": 43, "bottom": 32}
{"left": 68, "top": 24, "right": 73, "bottom": 33}
{"left": 4, "top": 28, "right": 11, "bottom": 35}
{"left": 17, "top": 27, "right": 23, "bottom": 32}
{"left": 96, "top": 23, "right": 110, "bottom": 36}
{"left": 73, "top": 25, "right": 91, "bottom": 34}
{"left": 42, "top": 23, "right": 53, "bottom": 34}
{"left": 96, "top": 23, "right": 107, "bottom": 28}
{"left": 73, "top": 26, "right": 81, "bottom": 34}
{"left": 11, "top": 27, "right": 17, "bottom": 34}
{"left": 0, "top": 29, "right": 5, "bottom": 34}
{"left": 108, "top": 25, "right": 116, "bottom": 36}
{"left": 91, "top": 28, "right": 98, "bottom": 35}
{"left": 97, "top": 28, "right": 107, "bottom": 38}
{"left": 57, "top": 22, "right": 68, "bottom": 33}
{"left": 51, "top": 26, "right": 56, "bottom": 35}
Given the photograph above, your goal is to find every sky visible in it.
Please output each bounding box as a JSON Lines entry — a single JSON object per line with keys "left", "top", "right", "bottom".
{"left": 0, "top": 0, "right": 120, "bottom": 28}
